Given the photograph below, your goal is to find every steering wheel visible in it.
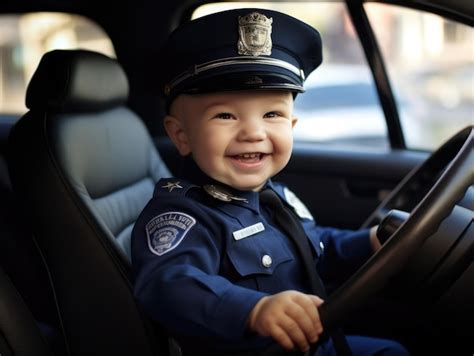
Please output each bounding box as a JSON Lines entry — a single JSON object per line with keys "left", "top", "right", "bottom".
{"left": 319, "top": 125, "right": 473, "bottom": 329}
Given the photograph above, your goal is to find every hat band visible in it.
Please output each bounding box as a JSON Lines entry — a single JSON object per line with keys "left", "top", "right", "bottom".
{"left": 167, "top": 56, "right": 304, "bottom": 94}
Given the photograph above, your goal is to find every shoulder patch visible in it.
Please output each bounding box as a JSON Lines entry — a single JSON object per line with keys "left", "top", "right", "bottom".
{"left": 146, "top": 212, "right": 196, "bottom": 256}
{"left": 283, "top": 187, "right": 314, "bottom": 221}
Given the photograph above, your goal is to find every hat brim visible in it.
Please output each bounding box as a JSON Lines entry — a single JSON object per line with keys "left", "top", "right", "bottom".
{"left": 167, "top": 63, "right": 304, "bottom": 104}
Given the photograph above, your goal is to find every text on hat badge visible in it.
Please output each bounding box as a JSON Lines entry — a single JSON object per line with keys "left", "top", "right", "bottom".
{"left": 238, "top": 12, "right": 272, "bottom": 56}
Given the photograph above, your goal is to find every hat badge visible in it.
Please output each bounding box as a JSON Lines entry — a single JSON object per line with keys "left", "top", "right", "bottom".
{"left": 238, "top": 12, "right": 272, "bottom": 56}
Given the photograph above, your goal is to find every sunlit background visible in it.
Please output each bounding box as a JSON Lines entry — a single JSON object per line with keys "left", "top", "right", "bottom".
{"left": 0, "top": 2, "right": 472, "bottom": 150}
{"left": 0, "top": 13, "right": 115, "bottom": 113}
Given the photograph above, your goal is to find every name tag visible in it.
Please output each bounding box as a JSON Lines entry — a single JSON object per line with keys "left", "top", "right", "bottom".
{"left": 233, "top": 223, "right": 265, "bottom": 240}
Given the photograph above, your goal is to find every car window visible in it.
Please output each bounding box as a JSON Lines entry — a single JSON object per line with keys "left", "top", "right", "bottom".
{"left": 193, "top": 2, "right": 388, "bottom": 149}
{"left": 366, "top": 3, "right": 474, "bottom": 150}
{"left": 0, "top": 13, "right": 115, "bottom": 115}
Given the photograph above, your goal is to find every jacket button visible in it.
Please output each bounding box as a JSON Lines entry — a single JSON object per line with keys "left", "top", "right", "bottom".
{"left": 262, "top": 254, "right": 272, "bottom": 268}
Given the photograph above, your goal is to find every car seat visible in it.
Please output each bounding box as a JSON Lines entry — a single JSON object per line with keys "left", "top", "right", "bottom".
{"left": 0, "top": 155, "right": 52, "bottom": 356}
{"left": 0, "top": 265, "right": 52, "bottom": 356}
{"left": 0, "top": 152, "right": 67, "bottom": 354}
{"left": 8, "top": 49, "right": 171, "bottom": 356}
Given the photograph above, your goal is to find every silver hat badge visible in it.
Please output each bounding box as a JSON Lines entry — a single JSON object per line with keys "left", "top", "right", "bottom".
{"left": 238, "top": 12, "right": 273, "bottom": 56}
{"left": 203, "top": 184, "right": 248, "bottom": 203}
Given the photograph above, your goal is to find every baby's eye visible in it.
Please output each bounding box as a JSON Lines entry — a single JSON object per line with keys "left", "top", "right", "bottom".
{"left": 264, "top": 111, "right": 282, "bottom": 119}
{"left": 214, "top": 113, "right": 234, "bottom": 120}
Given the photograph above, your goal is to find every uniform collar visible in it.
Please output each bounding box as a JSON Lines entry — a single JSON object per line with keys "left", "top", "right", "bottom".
{"left": 180, "top": 156, "right": 268, "bottom": 213}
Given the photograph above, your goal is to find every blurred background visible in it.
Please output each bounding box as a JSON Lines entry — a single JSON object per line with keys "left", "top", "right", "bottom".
{"left": 0, "top": 2, "right": 472, "bottom": 150}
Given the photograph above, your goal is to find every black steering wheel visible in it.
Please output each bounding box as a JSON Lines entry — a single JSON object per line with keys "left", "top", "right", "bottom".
{"left": 319, "top": 125, "right": 474, "bottom": 330}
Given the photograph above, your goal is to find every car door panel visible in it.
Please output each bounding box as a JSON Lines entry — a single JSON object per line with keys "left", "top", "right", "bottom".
{"left": 274, "top": 144, "right": 429, "bottom": 229}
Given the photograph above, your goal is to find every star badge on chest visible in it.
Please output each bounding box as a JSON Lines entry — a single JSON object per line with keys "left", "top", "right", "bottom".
{"left": 162, "top": 181, "right": 183, "bottom": 192}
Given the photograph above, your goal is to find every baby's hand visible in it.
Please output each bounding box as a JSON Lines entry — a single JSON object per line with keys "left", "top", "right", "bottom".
{"left": 247, "top": 291, "right": 324, "bottom": 352}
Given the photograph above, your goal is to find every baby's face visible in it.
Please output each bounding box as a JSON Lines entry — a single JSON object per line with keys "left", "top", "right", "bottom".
{"left": 166, "top": 90, "right": 297, "bottom": 191}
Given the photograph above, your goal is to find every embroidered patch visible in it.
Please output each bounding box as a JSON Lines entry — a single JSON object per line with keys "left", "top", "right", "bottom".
{"left": 146, "top": 212, "right": 196, "bottom": 256}
{"left": 283, "top": 187, "right": 314, "bottom": 221}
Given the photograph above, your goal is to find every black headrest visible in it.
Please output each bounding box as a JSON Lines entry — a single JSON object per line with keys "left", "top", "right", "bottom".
{"left": 26, "top": 49, "right": 128, "bottom": 112}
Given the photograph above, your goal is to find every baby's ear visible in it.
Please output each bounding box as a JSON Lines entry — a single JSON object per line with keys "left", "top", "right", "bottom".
{"left": 163, "top": 115, "right": 191, "bottom": 156}
{"left": 291, "top": 116, "right": 298, "bottom": 128}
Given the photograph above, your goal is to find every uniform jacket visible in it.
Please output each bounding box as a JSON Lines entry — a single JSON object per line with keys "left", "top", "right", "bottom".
{"left": 132, "top": 160, "right": 371, "bottom": 353}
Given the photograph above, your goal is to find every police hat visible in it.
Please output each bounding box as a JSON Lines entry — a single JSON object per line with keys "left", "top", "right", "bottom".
{"left": 160, "top": 8, "right": 322, "bottom": 105}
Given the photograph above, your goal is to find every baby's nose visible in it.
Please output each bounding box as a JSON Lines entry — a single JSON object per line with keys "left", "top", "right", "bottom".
{"left": 237, "top": 119, "right": 267, "bottom": 141}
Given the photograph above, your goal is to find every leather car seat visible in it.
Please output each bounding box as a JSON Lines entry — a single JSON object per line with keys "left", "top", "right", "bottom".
{"left": 0, "top": 266, "right": 52, "bottom": 356}
{"left": 0, "top": 157, "right": 51, "bottom": 356}
{"left": 0, "top": 154, "right": 66, "bottom": 355}
{"left": 8, "top": 50, "right": 171, "bottom": 356}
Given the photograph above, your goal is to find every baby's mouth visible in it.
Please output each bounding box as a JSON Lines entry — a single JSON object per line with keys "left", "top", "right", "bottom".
{"left": 231, "top": 153, "right": 265, "bottom": 162}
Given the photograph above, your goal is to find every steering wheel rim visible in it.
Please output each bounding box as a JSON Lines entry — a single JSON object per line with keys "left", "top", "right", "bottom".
{"left": 319, "top": 125, "right": 474, "bottom": 330}
{"left": 361, "top": 126, "right": 472, "bottom": 229}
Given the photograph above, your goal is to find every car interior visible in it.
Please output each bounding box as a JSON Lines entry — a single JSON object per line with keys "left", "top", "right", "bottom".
{"left": 0, "top": 0, "right": 472, "bottom": 355}
{"left": 8, "top": 48, "right": 171, "bottom": 356}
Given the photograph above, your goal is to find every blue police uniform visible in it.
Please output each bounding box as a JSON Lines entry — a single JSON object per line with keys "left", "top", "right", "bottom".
{"left": 132, "top": 7, "right": 408, "bottom": 355}
{"left": 132, "top": 160, "right": 373, "bottom": 354}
